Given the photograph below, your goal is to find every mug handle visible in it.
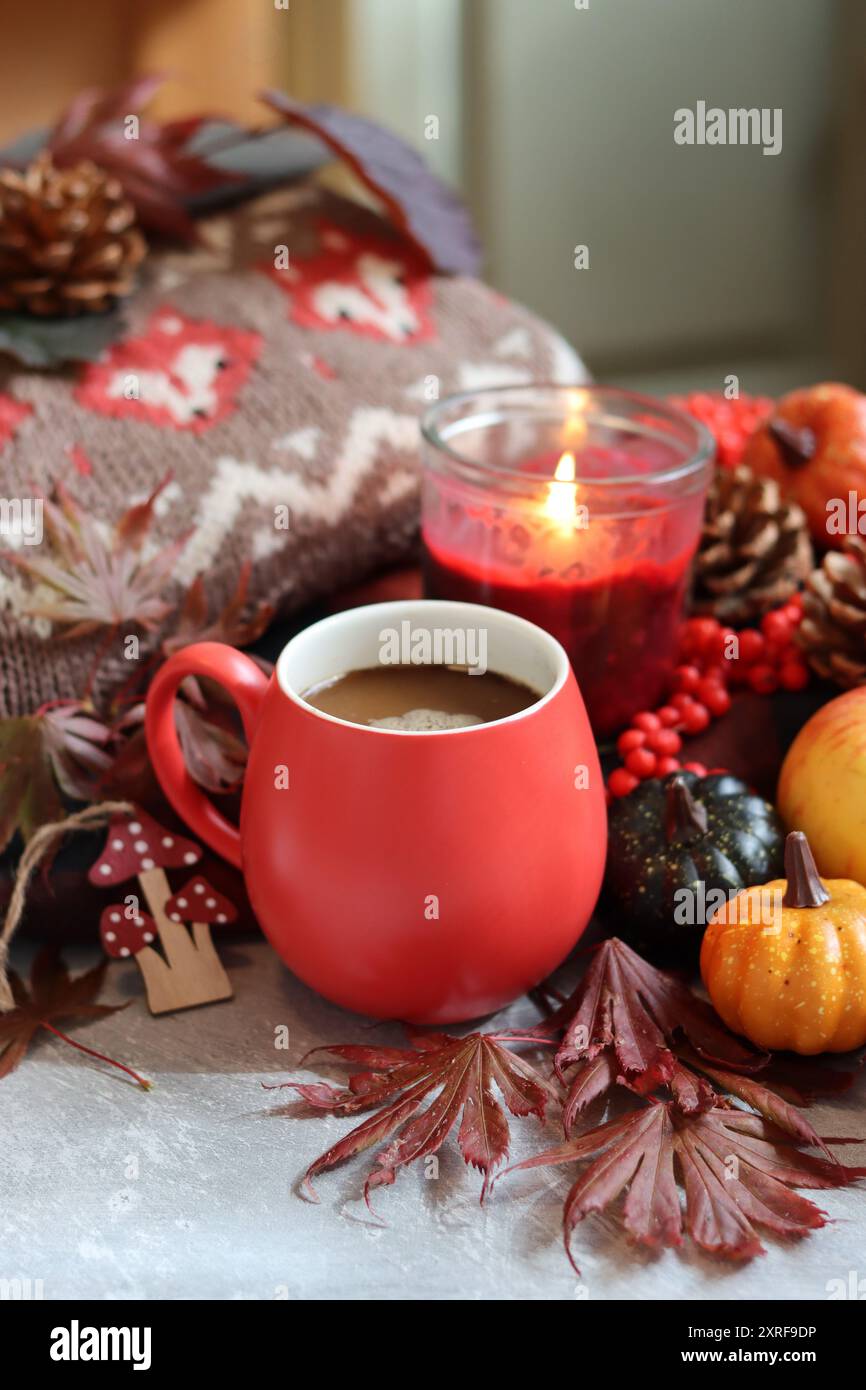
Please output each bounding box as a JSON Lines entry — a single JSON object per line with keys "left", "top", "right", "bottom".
{"left": 145, "top": 641, "right": 270, "bottom": 869}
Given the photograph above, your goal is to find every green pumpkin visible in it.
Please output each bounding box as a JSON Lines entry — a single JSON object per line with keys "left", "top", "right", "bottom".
{"left": 604, "top": 771, "right": 785, "bottom": 964}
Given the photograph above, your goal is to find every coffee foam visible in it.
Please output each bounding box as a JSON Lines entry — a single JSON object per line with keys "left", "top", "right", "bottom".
{"left": 368, "top": 708, "right": 484, "bottom": 731}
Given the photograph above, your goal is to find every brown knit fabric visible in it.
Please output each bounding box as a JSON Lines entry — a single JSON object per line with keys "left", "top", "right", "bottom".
{"left": 0, "top": 185, "right": 587, "bottom": 717}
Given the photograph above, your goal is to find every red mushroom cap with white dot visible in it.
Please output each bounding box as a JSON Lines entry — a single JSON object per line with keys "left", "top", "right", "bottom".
{"left": 88, "top": 810, "right": 202, "bottom": 887}
{"left": 164, "top": 875, "right": 237, "bottom": 927}
{"left": 99, "top": 904, "right": 158, "bottom": 959}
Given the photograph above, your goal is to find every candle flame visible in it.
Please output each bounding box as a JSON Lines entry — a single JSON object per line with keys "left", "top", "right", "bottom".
{"left": 544, "top": 450, "right": 579, "bottom": 529}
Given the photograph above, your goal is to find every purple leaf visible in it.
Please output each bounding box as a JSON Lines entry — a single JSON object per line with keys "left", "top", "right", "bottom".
{"left": 260, "top": 91, "right": 482, "bottom": 276}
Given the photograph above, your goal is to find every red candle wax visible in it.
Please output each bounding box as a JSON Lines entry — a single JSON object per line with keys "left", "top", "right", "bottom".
{"left": 421, "top": 443, "right": 699, "bottom": 738}
{"left": 423, "top": 535, "right": 693, "bottom": 738}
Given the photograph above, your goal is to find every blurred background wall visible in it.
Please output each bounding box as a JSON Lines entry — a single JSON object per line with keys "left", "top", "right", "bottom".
{"left": 0, "top": 0, "right": 858, "bottom": 394}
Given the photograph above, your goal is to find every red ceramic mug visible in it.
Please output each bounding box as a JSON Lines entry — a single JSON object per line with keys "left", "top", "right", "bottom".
{"left": 145, "top": 600, "right": 606, "bottom": 1022}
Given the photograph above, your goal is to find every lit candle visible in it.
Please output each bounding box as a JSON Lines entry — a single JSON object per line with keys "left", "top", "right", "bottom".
{"left": 420, "top": 386, "right": 712, "bottom": 739}
{"left": 544, "top": 451, "right": 579, "bottom": 530}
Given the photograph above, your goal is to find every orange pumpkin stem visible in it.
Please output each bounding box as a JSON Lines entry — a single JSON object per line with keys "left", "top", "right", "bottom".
{"left": 782, "top": 831, "right": 830, "bottom": 908}
{"left": 664, "top": 775, "right": 708, "bottom": 844}
{"left": 768, "top": 417, "right": 816, "bottom": 469}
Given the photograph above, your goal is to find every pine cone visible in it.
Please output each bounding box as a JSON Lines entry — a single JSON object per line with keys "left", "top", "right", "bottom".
{"left": 0, "top": 153, "right": 146, "bottom": 316}
{"left": 797, "top": 536, "right": 866, "bottom": 688}
{"left": 691, "top": 465, "right": 814, "bottom": 623}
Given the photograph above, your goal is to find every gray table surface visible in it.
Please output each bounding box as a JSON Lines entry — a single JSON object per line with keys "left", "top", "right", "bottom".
{"left": 2, "top": 935, "right": 865, "bottom": 1302}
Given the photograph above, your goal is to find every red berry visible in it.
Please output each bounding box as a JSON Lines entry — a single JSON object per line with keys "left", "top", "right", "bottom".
{"left": 748, "top": 663, "right": 778, "bottom": 695}
{"left": 700, "top": 682, "right": 732, "bottom": 717}
{"left": 647, "top": 728, "right": 682, "bottom": 756}
{"left": 682, "top": 761, "right": 708, "bottom": 777}
{"left": 763, "top": 639, "right": 789, "bottom": 668}
{"left": 761, "top": 609, "right": 792, "bottom": 646}
{"left": 673, "top": 664, "right": 702, "bottom": 693}
{"left": 632, "top": 711, "right": 662, "bottom": 733}
{"left": 720, "top": 627, "right": 739, "bottom": 657}
{"left": 779, "top": 659, "right": 809, "bottom": 692}
{"left": 625, "top": 747, "right": 658, "bottom": 779}
{"left": 655, "top": 756, "right": 681, "bottom": 777}
{"left": 782, "top": 601, "right": 803, "bottom": 624}
{"left": 736, "top": 629, "right": 766, "bottom": 665}
{"left": 657, "top": 705, "right": 680, "bottom": 727}
{"left": 670, "top": 391, "right": 773, "bottom": 470}
{"left": 617, "top": 728, "right": 646, "bottom": 755}
{"left": 695, "top": 676, "right": 719, "bottom": 704}
{"left": 608, "top": 768, "right": 639, "bottom": 798}
{"left": 718, "top": 428, "right": 740, "bottom": 459}
{"left": 699, "top": 663, "right": 727, "bottom": 687}
{"left": 671, "top": 692, "right": 695, "bottom": 713}
{"left": 681, "top": 702, "right": 710, "bottom": 734}
{"left": 684, "top": 616, "right": 722, "bottom": 655}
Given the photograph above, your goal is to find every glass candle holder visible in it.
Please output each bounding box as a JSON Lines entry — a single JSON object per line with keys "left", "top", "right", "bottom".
{"left": 420, "top": 385, "right": 714, "bottom": 739}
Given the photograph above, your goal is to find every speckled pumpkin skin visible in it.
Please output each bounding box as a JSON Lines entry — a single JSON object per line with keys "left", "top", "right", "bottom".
{"left": 605, "top": 772, "right": 784, "bottom": 964}
{"left": 701, "top": 878, "right": 866, "bottom": 1054}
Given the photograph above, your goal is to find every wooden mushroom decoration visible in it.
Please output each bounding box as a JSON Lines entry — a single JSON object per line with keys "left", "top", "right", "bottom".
{"left": 165, "top": 875, "right": 237, "bottom": 963}
{"left": 99, "top": 905, "right": 165, "bottom": 999}
{"left": 89, "top": 809, "right": 232, "bottom": 1014}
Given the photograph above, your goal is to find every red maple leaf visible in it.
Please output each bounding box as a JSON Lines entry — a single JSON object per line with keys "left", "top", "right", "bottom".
{"left": 521, "top": 938, "right": 765, "bottom": 1130}
{"left": 0, "top": 948, "right": 148, "bottom": 1089}
{"left": 276, "top": 1031, "right": 557, "bottom": 1206}
{"left": 528, "top": 939, "right": 857, "bottom": 1163}
{"left": 498, "top": 1101, "right": 866, "bottom": 1269}
{"left": 45, "top": 75, "right": 240, "bottom": 242}
{"left": 674, "top": 1050, "right": 854, "bottom": 1160}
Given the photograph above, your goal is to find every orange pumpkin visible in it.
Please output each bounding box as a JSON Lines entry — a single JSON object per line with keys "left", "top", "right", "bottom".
{"left": 742, "top": 382, "right": 866, "bottom": 548}
{"left": 701, "top": 831, "right": 866, "bottom": 1054}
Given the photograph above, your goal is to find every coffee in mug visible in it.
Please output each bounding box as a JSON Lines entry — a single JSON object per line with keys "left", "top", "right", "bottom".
{"left": 303, "top": 664, "right": 539, "bottom": 730}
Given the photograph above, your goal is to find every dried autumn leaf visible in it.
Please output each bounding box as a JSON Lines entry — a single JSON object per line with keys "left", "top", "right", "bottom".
{"left": 107, "top": 679, "right": 250, "bottom": 797}
{"left": 0, "top": 947, "right": 147, "bottom": 1088}
{"left": 174, "top": 699, "right": 247, "bottom": 795}
{"left": 531, "top": 940, "right": 853, "bottom": 1151}
{"left": 260, "top": 91, "right": 482, "bottom": 276}
{"left": 0, "top": 702, "right": 115, "bottom": 849}
{"left": 0, "top": 716, "right": 60, "bottom": 850}
{"left": 40, "top": 700, "right": 114, "bottom": 801}
{"left": 45, "top": 75, "right": 240, "bottom": 242}
{"left": 280, "top": 1031, "right": 556, "bottom": 1205}
{"left": 499, "top": 1100, "right": 866, "bottom": 1269}
{"left": 674, "top": 1050, "right": 849, "bottom": 1161}
{"left": 530, "top": 938, "right": 765, "bottom": 1124}
{"left": 0, "top": 308, "right": 128, "bottom": 369}
{"left": 162, "top": 560, "right": 274, "bottom": 654}
{"left": 755, "top": 1054, "right": 859, "bottom": 1103}
{"left": 9, "top": 475, "right": 188, "bottom": 638}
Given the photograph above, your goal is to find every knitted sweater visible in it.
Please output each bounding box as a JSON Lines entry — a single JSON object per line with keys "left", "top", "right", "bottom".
{"left": 0, "top": 185, "right": 587, "bottom": 717}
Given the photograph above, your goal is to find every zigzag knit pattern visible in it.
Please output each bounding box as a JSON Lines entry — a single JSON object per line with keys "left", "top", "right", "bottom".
{"left": 0, "top": 184, "right": 587, "bottom": 717}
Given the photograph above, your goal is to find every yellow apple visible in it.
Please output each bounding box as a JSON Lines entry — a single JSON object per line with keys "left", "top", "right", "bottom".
{"left": 777, "top": 688, "right": 866, "bottom": 885}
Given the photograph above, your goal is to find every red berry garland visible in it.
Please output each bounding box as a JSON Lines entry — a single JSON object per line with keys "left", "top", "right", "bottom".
{"left": 669, "top": 390, "right": 774, "bottom": 469}
{"left": 606, "top": 599, "right": 809, "bottom": 799}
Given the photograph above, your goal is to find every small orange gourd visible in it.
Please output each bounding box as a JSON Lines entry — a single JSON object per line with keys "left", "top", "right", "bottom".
{"left": 700, "top": 831, "right": 866, "bottom": 1054}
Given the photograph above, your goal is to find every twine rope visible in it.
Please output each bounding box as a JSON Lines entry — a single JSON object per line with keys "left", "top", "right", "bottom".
{"left": 0, "top": 800, "right": 135, "bottom": 1011}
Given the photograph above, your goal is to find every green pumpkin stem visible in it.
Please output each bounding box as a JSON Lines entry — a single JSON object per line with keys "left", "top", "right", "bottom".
{"left": 664, "top": 775, "right": 708, "bottom": 844}
{"left": 768, "top": 417, "right": 816, "bottom": 470}
{"left": 782, "top": 831, "right": 830, "bottom": 909}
